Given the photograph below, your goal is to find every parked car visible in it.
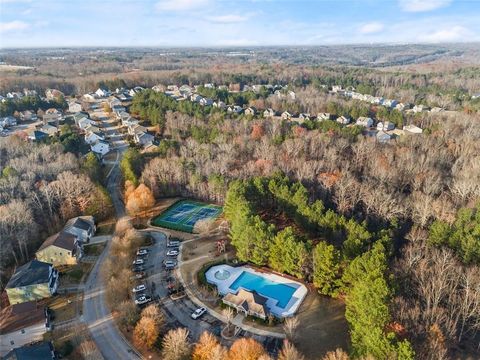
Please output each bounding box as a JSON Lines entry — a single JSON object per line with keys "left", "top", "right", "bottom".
{"left": 132, "top": 265, "right": 146, "bottom": 273}
{"left": 131, "top": 271, "right": 146, "bottom": 280}
{"left": 132, "top": 258, "right": 144, "bottom": 265}
{"left": 166, "top": 249, "right": 179, "bottom": 256}
{"left": 167, "top": 241, "right": 180, "bottom": 247}
{"left": 135, "top": 295, "right": 152, "bottom": 305}
{"left": 137, "top": 248, "right": 149, "bottom": 256}
{"left": 132, "top": 284, "right": 146, "bottom": 293}
{"left": 191, "top": 307, "right": 207, "bottom": 319}
{"left": 164, "top": 260, "right": 177, "bottom": 269}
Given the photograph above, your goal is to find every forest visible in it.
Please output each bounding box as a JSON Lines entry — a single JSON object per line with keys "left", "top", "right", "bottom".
{"left": 132, "top": 82, "right": 480, "bottom": 358}
{"left": 0, "top": 137, "right": 113, "bottom": 287}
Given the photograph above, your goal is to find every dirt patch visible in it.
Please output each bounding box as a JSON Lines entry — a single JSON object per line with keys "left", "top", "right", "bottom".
{"left": 48, "top": 294, "right": 78, "bottom": 323}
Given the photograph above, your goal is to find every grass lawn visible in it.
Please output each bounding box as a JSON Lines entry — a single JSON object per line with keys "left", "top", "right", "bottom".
{"left": 96, "top": 219, "right": 115, "bottom": 235}
{"left": 83, "top": 243, "right": 106, "bottom": 256}
{"left": 48, "top": 294, "right": 78, "bottom": 323}
{"left": 60, "top": 263, "right": 93, "bottom": 285}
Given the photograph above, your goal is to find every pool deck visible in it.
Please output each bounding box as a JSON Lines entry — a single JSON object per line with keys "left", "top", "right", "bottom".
{"left": 205, "top": 264, "right": 308, "bottom": 318}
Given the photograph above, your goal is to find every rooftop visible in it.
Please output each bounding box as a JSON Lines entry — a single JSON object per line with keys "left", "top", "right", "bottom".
{"left": 6, "top": 260, "right": 52, "bottom": 289}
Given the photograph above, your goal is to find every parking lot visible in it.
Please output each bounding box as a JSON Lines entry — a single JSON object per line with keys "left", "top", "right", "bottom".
{"left": 129, "top": 230, "right": 282, "bottom": 354}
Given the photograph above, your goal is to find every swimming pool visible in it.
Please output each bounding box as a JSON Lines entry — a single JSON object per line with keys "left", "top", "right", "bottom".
{"left": 229, "top": 271, "right": 296, "bottom": 308}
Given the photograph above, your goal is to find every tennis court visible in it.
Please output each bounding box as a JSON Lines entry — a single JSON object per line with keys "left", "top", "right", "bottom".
{"left": 151, "top": 200, "right": 222, "bottom": 233}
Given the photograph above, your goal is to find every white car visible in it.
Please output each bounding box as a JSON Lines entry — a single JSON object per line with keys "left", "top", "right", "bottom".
{"left": 132, "top": 258, "right": 144, "bottom": 265}
{"left": 191, "top": 307, "right": 207, "bottom": 319}
{"left": 132, "top": 284, "right": 146, "bottom": 293}
{"left": 166, "top": 250, "right": 179, "bottom": 256}
{"left": 137, "top": 248, "right": 148, "bottom": 256}
{"left": 164, "top": 260, "right": 177, "bottom": 269}
{"left": 135, "top": 295, "right": 152, "bottom": 305}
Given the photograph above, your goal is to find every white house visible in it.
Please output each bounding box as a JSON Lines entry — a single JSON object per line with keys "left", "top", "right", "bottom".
{"left": 263, "top": 108, "right": 277, "bottom": 118}
{"left": 199, "top": 98, "right": 213, "bottom": 106}
{"left": 134, "top": 132, "right": 155, "bottom": 147}
{"left": 298, "top": 113, "right": 311, "bottom": 121}
{"left": 377, "top": 121, "right": 395, "bottom": 131}
{"left": 85, "top": 129, "right": 105, "bottom": 144}
{"left": 63, "top": 216, "right": 95, "bottom": 243}
{"left": 227, "top": 105, "right": 243, "bottom": 114}
{"left": 19, "top": 110, "right": 37, "bottom": 122}
{"left": 356, "top": 117, "right": 374, "bottom": 127}
{"left": 83, "top": 93, "right": 96, "bottom": 102}
{"left": 90, "top": 140, "right": 110, "bottom": 156}
{"left": 78, "top": 117, "right": 96, "bottom": 130}
{"left": 245, "top": 107, "right": 257, "bottom": 116}
{"left": 336, "top": 116, "right": 351, "bottom": 125}
{"left": 213, "top": 101, "right": 227, "bottom": 110}
{"left": 288, "top": 91, "right": 296, "bottom": 100}
{"left": 281, "top": 111, "right": 292, "bottom": 120}
{"left": 95, "top": 88, "right": 110, "bottom": 98}
{"left": 317, "top": 113, "right": 331, "bottom": 121}
{"left": 190, "top": 94, "right": 203, "bottom": 103}
{"left": 68, "top": 101, "right": 82, "bottom": 114}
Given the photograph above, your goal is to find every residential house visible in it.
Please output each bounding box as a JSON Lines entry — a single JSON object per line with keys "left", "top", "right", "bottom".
{"left": 2, "top": 341, "right": 56, "bottom": 360}
{"left": 336, "top": 116, "right": 351, "bottom": 125}
{"left": 134, "top": 132, "right": 155, "bottom": 148}
{"left": 18, "top": 111, "right": 37, "bottom": 122}
{"left": 35, "top": 232, "right": 82, "bottom": 266}
{"left": 5, "top": 260, "right": 59, "bottom": 305}
{"left": 213, "top": 101, "right": 227, "bottom": 110}
{"left": 0, "top": 116, "right": 17, "bottom": 127}
{"left": 199, "top": 98, "right": 213, "bottom": 106}
{"left": 376, "top": 131, "right": 392, "bottom": 143}
{"left": 115, "top": 93, "right": 131, "bottom": 102}
{"left": 23, "top": 89, "right": 37, "bottom": 97}
{"left": 281, "top": 111, "right": 292, "bottom": 120}
{"left": 395, "top": 103, "right": 406, "bottom": 111}
{"left": 227, "top": 106, "right": 243, "bottom": 114}
{"left": 317, "top": 113, "right": 331, "bottom": 121}
{"left": 244, "top": 107, "right": 257, "bottom": 116}
{"left": 78, "top": 117, "right": 96, "bottom": 131}
{"left": 356, "top": 117, "right": 374, "bottom": 127}
{"left": 223, "top": 289, "right": 268, "bottom": 320}
{"left": 82, "top": 93, "right": 96, "bottom": 102}
{"left": 298, "top": 113, "right": 311, "bottom": 121}
{"left": 68, "top": 101, "right": 82, "bottom": 114}
{"left": 63, "top": 216, "right": 95, "bottom": 243}
{"left": 376, "top": 121, "right": 395, "bottom": 131}
{"left": 167, "top": 85, "right": 179, "bottom": 92}
{"left": 331, "top": 85, "right": 343, "bottom": 93}
{"left": 412, "top": 104, "right": 429, "bottom": 113}
{"left": 152, "top": 85, "right": 164, "bottom": 93}
{"left": 26, "top": 130, "right": 48, "bottom": 142}
{"left": 383, "top": 99, "right": 398, "bottom": 108}
{"left": 45, "top": 89, "right": 64, "bottom": 100}
{"left": 0, "top": 302, "right": 49, "bottom": 356}
{"left": 128, "top": 124, "right": 147, "bottom": 137}
{"left": 84, "top": 128, "right": 105, "bottom": 144}
{"left": 91, "top": 140, "right": 110, "bottom": 157}
{"left": 122, "top": 117, "right": 139, "bottom": 128}
{"left": 115, "top": 110, "right": 131, "bottom": 122}
{"left": 403, "top": 124, "right": 423, "bottom": 134}
{"left": 190, "top": 94, "right": 203, "bottom": 103}
{"left": 109, "top": 97, "right": 122, "bottom": 108}
{"left": 204, "top": 83, "right": 215, "bottom": 89}
{"left": 430, "top": 107, "right": 444, "bottom": 113}
{"left": 133, "top": 86, "right": 144, "bottom": 93}
{"left": 7, "top": 92, "right": 23, "bottom": 100}
{"left": 73, "top": 112, "right": 89, "bottom": 125}
{"left": 42, "top": 109, "right": 62, "bottom": 125}
{"left": 95, "top": 88, "right": 110, "bottom": 98}
{"left": 39, "top": 124, "right": 58, "bottom": 137}
{"left": 288, "top": 90, "right": 296, "bottom": 100}
{"left": 263, "top": 108, "right": 277, "bottom": 118}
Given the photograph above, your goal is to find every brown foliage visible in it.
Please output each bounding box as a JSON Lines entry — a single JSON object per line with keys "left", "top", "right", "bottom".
{"left": 133, "top": 316, "right": 159, "bottom": 349}
{"left": 161, "top": 327, "right": 191, "bottom": 360}
{"left": 126, "top": 183, "right": 155, "bottom": 215}
{"left": 227, "top": 337, "right": 267, "bottom": 360}
{"left": 192, "top": 331, "right": 227, "bottom": 360}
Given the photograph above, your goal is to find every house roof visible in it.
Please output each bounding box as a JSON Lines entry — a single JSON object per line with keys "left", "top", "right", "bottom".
{"left": 6, "top": 260, "right": 52, "bottom": 289}
{"left": 2, "top": 341, "right": 54, "bottom": 360}
{"left": 38, "top": 232, "right": 76, "bottom": 252}
{"left": 64, "top": 215, "right": 94, "bottom": 231}
{"left": 223, "top": 289, "right": 267, "bottom": 317}
{"left": 0, "top": 301, "right": 45, "bottom": 335}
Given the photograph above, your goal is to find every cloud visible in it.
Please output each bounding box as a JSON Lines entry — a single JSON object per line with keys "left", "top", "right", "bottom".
{"left": 359, "top": 22, "right": 384, "bottom": 34}
{"left": 155, "top": 0, "right": 210, "bottom": 12}
{"left": 0, "top": 20, "right": 29, "bottom": 32}
{"left": 206, "top": 14, "right": 250, "bottom": 24}
{"left": 399, "top": 0, "right": 452, "bottom": 12}
{"left": 420, "top": 25, "right": 472, "bottom": 42}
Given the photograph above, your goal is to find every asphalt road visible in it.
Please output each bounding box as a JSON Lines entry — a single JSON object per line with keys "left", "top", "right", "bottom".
{"left": 82, "top": 113, "right": 137, "bottom": 359}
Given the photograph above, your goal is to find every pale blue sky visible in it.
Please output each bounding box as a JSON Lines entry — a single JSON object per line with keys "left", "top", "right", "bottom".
{"left": 0, "top": 0, "right": 479, "bottom": 47}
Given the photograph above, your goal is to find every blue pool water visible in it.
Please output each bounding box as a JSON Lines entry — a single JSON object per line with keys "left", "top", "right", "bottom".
{"left": 229, "top": 271, "right": 296, "bottom": 308}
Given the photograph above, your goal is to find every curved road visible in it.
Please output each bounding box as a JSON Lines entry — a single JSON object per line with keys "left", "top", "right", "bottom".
{"left": 83, "top": 139, "right": 140, "bottom": 359}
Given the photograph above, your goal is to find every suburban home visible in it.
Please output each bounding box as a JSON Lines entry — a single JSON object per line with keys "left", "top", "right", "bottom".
{"left": 42, "top": 109, "right": 63, "bottom": 125}
{"left": 190, "top": 94, "right": 203, "bottom": 103}
{"left": 2, "top": 341, "right": 56, "bottom": 360}
{"left": 263, "top": 108, "right": 277, "bottom": 118}
{"left": 95, "top": 87, "right": 110, "bottom": 98}
{"left": 199, "top": 98, "right": 213, "bottom": 106}
{"left": 39, "top": 124, "right": 58, "bottom": 137}
{"left": 73, "top": 111, "right": 89, "bottom": 124}
{"left": 376, "top": 131, "right": 392, "bottom": 143}
{"left": 91, "top": 140, "right": 110, "bottom": 156}
{"left": 377, "top": 121, "right": 395, "bottom": 131}
{"left": 331, "top": 85, "right": 343, "bottom": 93}
{"left": 26, "top": 130, "right": 48, "bottom": 142}
{"left": 412, "top": 104, "right": 429, "bottom": 113}
{"left": 45, "top": 89, "right": 64, "bottom": 100}
{"left": 430, "top": 107, "right": 444, "bottom": 113}
{"left": 82, "top": 93, "right": 96, "bottom": 102}
{"left": 0, "top": 116, "right": 17, "bottom": 127}
{"left": 317, "top": 113, "right": 331, "bottom": 121}
{"left": 134, "top": 132, "right": 155, "bottom": 147}
{"left": 115, "top": 110, "right": 131, "bottom": 122}
{"left": 84, "top": 129, "right": 105, "bottom": 144}
{"left": 5, "top": 260, "right": 59, "bottom": 305}
{"left": 288, "top": 90, "right": 296, "bottom": 100}
{"left": 122, "top": 117, "right": 139, "bottom": 128}
{"left": 213, "top": 101, "right": 227, "bottom": 110}
{"left": 128, "top": 124, "right": 147, "bottom": 136}
{"left": 244, "top": 107, "right": 257, "bottom": 116}
{"left": 403, "top": 124, "right": 423, "bottom": 134}
{"left": 68, "top": 101, "right": 82, "bottom": 113}
{"left": 77, "top": 117, "right": 95, "bottom": 131}
{"left": 281, "top": 111, "right": 292, "bottom": 120}
{"left": 298, "top": 113, "right": 311, "bottom": 121}
{"left": 395, "top": 103, "right": 406, "bottom": 111}
{"left": 19, "top": 110, "right": 37, "bottom": 122}
{"left": 227, "top": 105, "right": 243, "bottom": 114}
{"left": 36, "top": 232, "right": 82, "bottom": 266}
{"left": 115, "top": 93, "right": 131, "bottom": 102}
{"left": 336, "top": 116, "right": 351, "bottom": 125}
{"left": 223, "top": 289, "right": 268, "bottom": 320}
{"left": 23, "top": 89, "right": 37, "bottom": 97}
{"left": 109, "top": 97, "right": 122, "bottom": 108}
{"left": 0, "top": 301, "right": 50, "bottom": 356}
{"left": 63, "top": 216, "right": 95, "bottom": 243}
{"left": 356, "top": 117, "right": 374, "bottom": 127}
